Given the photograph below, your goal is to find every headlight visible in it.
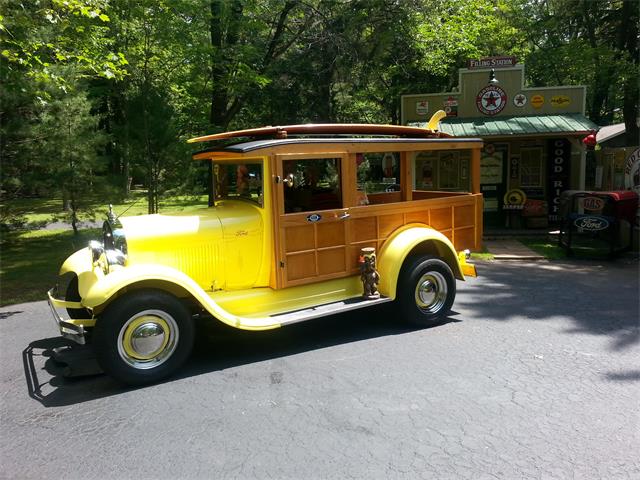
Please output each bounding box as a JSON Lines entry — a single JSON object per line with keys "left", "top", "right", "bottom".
{"left": 106, "top": 248, "right": 126, "bottom": 267}
{"left": 90, "top": 219, "right": 127, "bottom": 274}
{"left": 113, "top": 228, "right": 127, "bottom": 255}
{"left": 89, "top": 240, "right": 104, "bottom": 264}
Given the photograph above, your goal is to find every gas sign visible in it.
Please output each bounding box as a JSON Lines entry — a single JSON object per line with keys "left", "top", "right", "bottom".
{"left": 581, "top": 196, "right": 605, "bottom": 211}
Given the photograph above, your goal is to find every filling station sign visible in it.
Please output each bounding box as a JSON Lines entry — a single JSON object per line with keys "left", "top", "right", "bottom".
{"left": 468, "top": 56, "right": 517, "bottom": 69}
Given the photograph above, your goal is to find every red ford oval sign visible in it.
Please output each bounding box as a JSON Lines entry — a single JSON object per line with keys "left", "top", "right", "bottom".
{"left": 582, "top": 196, "right": 605, "bottom": 210}
{"left": 574, "top": 216, "right": 609, "bottom": 231}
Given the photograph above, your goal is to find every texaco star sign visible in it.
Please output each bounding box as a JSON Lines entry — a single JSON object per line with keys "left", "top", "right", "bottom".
{"left": 476, "top": 85, "right": 507, "bottom": 115}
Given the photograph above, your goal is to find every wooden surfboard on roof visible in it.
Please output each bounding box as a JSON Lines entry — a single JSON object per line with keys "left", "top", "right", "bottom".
{"left": 187, "top": 116, "right": 450, "bottom": 144}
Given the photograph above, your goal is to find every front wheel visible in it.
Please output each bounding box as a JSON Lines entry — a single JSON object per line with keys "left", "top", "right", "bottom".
{"left": 396, "top": 255, "right": 456, "bottom": 326}
{"left": 93, "top": 290, "right": 194, "bottom": 385}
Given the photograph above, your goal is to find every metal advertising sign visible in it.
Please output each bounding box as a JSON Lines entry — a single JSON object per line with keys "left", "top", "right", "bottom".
{"left": 547, "top": 138, "right": 571, "bottom": 222}
{"left": 551, "top": 95, "right": 571, "bottom": 108}
{"left": 510, "top": 155, "right": 520, "bottom": 179}
{"left": 581, "top": 196, "right": 605, "bottom": 211}
{"left": 476, "top": 85, "right": 507, "bottom": 115}
{"left": 415, "top": 101, "right": 429, "bottom": 116}
{"left": 443, "top": 96, "right": 458, "bottom": 117}
{"left": 531, "top": 94, "right": 544, "bottom": 109}
{"left": 513, "top": 93, "right": 527, "bottom": 107}
{"left": 572, "top": 215, "right": 610, "bottom": 231}
{"left": 624, "top": 147, "right": 640, "bottom": 193}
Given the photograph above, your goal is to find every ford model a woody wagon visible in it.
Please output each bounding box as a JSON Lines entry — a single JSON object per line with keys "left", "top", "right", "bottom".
{"left": 48, "top": 119, "right": 483, "bottom": 385}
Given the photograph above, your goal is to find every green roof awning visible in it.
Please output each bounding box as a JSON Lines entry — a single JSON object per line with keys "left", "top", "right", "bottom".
{"left": 412, "top": 113, "right": 598, "bottom": 138}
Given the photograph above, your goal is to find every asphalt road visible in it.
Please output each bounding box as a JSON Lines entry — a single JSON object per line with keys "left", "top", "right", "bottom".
{"left": 1, "top": 259, "right": 638, "bottom": 480}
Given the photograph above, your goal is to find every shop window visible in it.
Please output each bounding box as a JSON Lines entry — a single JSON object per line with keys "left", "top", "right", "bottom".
{"left": 439, "top": 151, "right": 461, "bottom": 190}
{"left": 520, "top": 148, "right": 543, "bottom": 187}
{"left": 415, "top": 152, "right": 437, "bottom": 190}
{"left": 283, "top": 158, "right": 342, "bottom": 213}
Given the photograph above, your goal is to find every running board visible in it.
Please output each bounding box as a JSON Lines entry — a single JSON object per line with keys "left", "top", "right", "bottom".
{"left": 271, "top": 296, "right": 393, "bottom": 326}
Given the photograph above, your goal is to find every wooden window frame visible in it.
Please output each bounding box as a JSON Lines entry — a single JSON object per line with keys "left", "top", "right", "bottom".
{"left": 519, "top": 147, "right": 544, "bottom": 188}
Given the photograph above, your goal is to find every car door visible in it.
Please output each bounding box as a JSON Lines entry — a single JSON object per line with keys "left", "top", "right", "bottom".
{"left": 274, "top": 154, "right": 352, "bottom": 287}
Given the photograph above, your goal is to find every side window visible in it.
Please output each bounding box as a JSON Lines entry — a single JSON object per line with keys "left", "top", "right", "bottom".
{"left": 213, "top": 161, "right": 263, "bottom": 205}
{"left": 439, "top": 151, "right": 467, "bottom": 190}
{"left": 283, "top": 158, "right": 342, "bottom": 213}
{"left": 357, "top": 152, "right": 400, "bottom": 194}
{"left": 415, "top": 152, "right": 437, "bottom": 189}
{"left": 414, "top": 151, "right": 470, "bottom": 192}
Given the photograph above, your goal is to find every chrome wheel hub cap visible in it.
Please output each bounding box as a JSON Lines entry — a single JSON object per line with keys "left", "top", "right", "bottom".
{"left": 131, "top": 322, "right": 166, "bottom": 357}
{"left": 117, "top": 310, "right": 179, "bottom": 370}
{"left": 415, "top": 272, "right": 447, "bottom": 314}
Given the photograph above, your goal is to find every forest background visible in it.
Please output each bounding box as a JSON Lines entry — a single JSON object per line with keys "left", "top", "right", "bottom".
{"left": 1, "top": 0, "right": 638, "bottom": 229}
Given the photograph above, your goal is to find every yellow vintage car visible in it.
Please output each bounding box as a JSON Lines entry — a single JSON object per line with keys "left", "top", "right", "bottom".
{"left": 48, "top": 115, "right": 483, "bottom": 385}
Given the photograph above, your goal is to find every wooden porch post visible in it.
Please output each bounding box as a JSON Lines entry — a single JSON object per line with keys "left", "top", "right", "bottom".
{"left": 471, "top": 146, "right": 481, "bottom": 194}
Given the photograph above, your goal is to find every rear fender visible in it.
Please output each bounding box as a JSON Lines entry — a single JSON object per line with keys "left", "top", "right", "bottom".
{"left": 377, "top": 225, "right": 464, "bottom": 300}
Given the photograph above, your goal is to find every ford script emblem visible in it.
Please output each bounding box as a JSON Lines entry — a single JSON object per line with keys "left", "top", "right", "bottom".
{"left": 573, "top": 216, "right": 609, "bottom": 231}
{"left": 307, "top": 213, "right": 322, "bottom": 223}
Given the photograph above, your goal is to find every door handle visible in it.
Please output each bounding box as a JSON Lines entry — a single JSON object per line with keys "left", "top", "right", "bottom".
{"left": 283, "top": 173, "right": 295, "bottom": 188}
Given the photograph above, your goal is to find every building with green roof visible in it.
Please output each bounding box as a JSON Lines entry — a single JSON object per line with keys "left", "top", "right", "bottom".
{"left": 401, "top": 58, "right": 598, "bottom": 228}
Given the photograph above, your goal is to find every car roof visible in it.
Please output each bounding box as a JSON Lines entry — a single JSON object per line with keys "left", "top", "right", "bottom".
{"left": 193, "top": 136, "right": 483, "bottom": 158}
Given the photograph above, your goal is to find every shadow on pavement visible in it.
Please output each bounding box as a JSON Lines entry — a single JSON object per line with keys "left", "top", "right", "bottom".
{"left": 23, "top": 305, "right": 461, "bottom": 407}
{"left": 458, "top": 258, "right": 639, "bottom": 352}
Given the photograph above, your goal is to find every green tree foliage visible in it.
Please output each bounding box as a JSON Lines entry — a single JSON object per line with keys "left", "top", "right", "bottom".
{"left": 1, "top": 0, "right": 127, "bottom": 89}
{"left": 1, "top": 0, "right": 123, "bottom": 229}
{"left": 508, "top": 0, "right": 638, "bottom": 137}
{"left": 207, "top": 0, "right": 313, "bottom": 130}
{"left": 32, "top": 88, "right": 107, "bottom": 233}
{"left": 99, "top": 0, "right": 201, "bottom": 211}
{"left": 1, "top": 0, "right": 637, "bottom": 231}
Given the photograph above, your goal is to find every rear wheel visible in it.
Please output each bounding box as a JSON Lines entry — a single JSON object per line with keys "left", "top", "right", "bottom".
{"left": 93, "top": 290, "right": 194, "bottom": 385}
{"left": 397, "top": 255, "right": 456, "bottom": 326}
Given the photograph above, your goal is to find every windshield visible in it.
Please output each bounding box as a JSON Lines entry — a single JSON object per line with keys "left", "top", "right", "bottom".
{"left": 213, "top": 161, "right": 263, "bottom": 206}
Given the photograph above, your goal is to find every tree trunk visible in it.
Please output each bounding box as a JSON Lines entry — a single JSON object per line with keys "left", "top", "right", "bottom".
{"left": 619, "top": 0, "right": 639, "bottom": 142}
{"left": 70, "top": 191, "right": 79, "bottom": 235}
{"left": 62, "top": 190, "right": 71, "bottom": 211}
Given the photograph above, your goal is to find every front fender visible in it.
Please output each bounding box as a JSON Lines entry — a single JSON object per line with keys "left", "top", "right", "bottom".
{"left": 377, "top": 225, "right": 464, "bottom": 300}
{"left": 82, "top": 264, "right": 245, "bottom": 329}
{"left": 60, "top": 247, "right": 103, "bottom": 297}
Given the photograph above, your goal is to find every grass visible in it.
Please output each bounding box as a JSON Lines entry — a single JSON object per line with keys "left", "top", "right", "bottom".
{"left": 518, "top": 237, "right": 568, "bottom": 260}
{"left": 469, "top": 244, "right": 495, "bottom": 261}
{"left": 0, "top": 228, "right": 101, "bottom": 306}
{"left": 519, "top": 235, "right": 618, "bottom": 260}
{"left": 3, "top": 191, "right": 208, "bottom": 227}
{"left": 0, "top": 193, "right": 209, "bottom": 306}
{"left": 470, "top": 251, "right": 495, "bottom": 261}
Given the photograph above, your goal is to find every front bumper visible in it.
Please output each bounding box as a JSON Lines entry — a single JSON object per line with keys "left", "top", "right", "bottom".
{"left": 47, "top": 287, "right": 94, "bottom": 345}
